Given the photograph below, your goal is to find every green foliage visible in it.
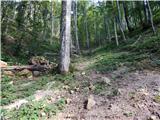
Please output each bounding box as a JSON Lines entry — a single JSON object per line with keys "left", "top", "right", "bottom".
{"left": 1, "top": 51, "right": 28, "bottom": 65}
{"left": 1, "top": 73, "right": 76, "bottom": 106}
{"left": 90, "top": 51, "right": 145, "bottom": 73}
{"left": 89, "top": 31, "right": 160, "bottom": 73}
{"left": 1, "top": 98, "right": 66, "bottom": 120}
{"left": 54, "top": 73, "right": 74, "bottom": 82}
{"left": 94, "top": 82, "right": 107, "bottom": 94}
{"left": 133, "top": 35, "right": 160, "bottom": 53}
{"left": 1, "top": 76, "right": 17, "bottom": 105}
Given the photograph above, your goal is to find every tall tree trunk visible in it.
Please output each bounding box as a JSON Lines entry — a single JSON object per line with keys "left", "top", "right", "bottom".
{"left": 42, "top": 7, "right": 47, "bottom": 41}
{"left": 104, "top": 15, "right": 107, "bottom": 41}
{"left": 73, "top": 0, "right": 80, "bottom": 54}
{"left": 93, "top": 2, "right": 98, "bottom": 47}
{"left": 114, "top": 18, "right": 119, "bottom": 46}
{"left": 122, "top": 1, "right": 132, "bottom": 32}
{"left": 116, "top": 1, "right": 126, "bottom": 41}
{"left": 116, "top": 16, "right": 126, "bottom": 41}
{"left": 50, "top": 0, "right": 54, "bottom": 45}
{"left": 106, "top": 17, "right": 111, "bottom": 43}
{"left": 59, "top": 0, "right": 71, "bottom": 74}
{"left": 143, "top": 0, "right": 149, "bottom": 24}
{"left": 104, "top": 1, "right": 111, "bottom": 43}
{"left": 84, "top": 5, "right": 90, "bottom": 51}
{"left": 146, "top": 0, "right": 156, "bottom": 34}
{"left": 117, "top": 1, "right": 121, "bottom": 21}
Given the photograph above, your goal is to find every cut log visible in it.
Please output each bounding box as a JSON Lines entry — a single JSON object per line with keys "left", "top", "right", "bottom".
{"left": 1, "top": 65, "right": 51, "bottom": 72}
{"left": 0, "top": 60, "right": 7, "bottom": 68}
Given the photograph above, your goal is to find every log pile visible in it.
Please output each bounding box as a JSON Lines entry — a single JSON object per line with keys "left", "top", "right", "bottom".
{"left": 1, "top": 56, "right": 57, "bottom": 78}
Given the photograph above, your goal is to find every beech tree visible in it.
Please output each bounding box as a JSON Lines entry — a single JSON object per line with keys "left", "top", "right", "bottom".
{"left": 59, "top": 0, "right": 71, "bottom": 74}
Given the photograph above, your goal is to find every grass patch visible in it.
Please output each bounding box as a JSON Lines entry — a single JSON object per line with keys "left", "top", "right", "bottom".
{"left": 94, "top": 82, "right": 107, "bottom": 95}
{"left": 1, "top": 73, "right": 75, "bottom": 106}
{"left": 1, "top": 98, "right": 66, "bottom": 120}
{"left": 90, "top": 51, "right": 148, "bottom": 73}
{"left": 88, "top": 33, "right": 160, "bottom": 73}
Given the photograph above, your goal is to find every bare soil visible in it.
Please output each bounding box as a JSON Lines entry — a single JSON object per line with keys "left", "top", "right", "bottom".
{"left": 53, "top": 63, "right": 160, "bottom": 120}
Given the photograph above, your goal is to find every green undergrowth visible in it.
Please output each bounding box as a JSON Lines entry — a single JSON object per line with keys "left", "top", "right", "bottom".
{"left": 1, "top": 39, "right": 60, "bottom": 65}
{"left": 94, "top": 81, "right": 107, "bottom": 95}
{"left": 1, "top": 98, "right": 66, "bottom": 120}
{"left": 88, "top": 31, "right": 160, "bottom": 73}
{"left": 1, "top": 73, "right": 75, "bottom": 106}
{"left": 1, "top": 51, "right": 28, "bottom": 65}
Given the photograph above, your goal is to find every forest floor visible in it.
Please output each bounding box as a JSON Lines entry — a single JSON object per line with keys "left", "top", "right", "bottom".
{"left": 1, "top": 30, "right": 160, "bottom": 119}
{"left": 1, "top": 50, "right": 160, "bottom": 120}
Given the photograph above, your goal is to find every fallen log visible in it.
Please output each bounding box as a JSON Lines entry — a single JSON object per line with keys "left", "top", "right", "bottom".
{"left": 1, "top": 65, "right": 51, "bottom": 71}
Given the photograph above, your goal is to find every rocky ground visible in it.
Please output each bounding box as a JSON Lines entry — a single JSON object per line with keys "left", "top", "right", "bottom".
{"left": 53, "top": 62, "right": 160, "bottom": 120}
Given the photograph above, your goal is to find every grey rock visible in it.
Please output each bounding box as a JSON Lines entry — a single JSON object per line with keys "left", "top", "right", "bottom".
{"left": 33, "top": 71, "right": 40, "bottom": 77}
{"left": 86, "top": 95, "right": 96, "bottom": 110}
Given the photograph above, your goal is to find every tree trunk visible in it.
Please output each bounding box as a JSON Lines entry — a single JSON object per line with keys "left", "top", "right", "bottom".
{"left": 114, "top": 18, "right": 119, "bottom": 46}
{"left": 84, "top": 5, "right": 90, "bottom": 51}
{"left": 73, "top": 0, "right": 80, "bottom": 54}
{"left": 116, "top": 1, "right": 126, "bottom": 41}
{"left": 116, "top": 0, "right": 124, "bottom": 29}
{"left": 104, "top": 15, "right": 107, "bottom": 41}
{"left": 122, "top": 1, "right": 132, "bottom": 32}
{"left": 116, "top": 16, "right": 126, "bottom": 41}
{"left": 146, "top": 0, "right": 156, "bottom": 34}
{"left": 59, "top": 0, "right": 71, "bottom": 74}
{"left": 106, "top": 18, "right": 111, "bottom": 43}
{"left": 143, "top": 0, "right": 149, "bottom": 24}
{"left": 93, "top": 7, "right": 98, "bottom": 47}
{"left": 50, "top": 0, "right": 54, "bottom": 44}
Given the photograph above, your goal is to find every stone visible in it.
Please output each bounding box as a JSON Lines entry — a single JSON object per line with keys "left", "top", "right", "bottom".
{"left": 86, "top": 95, "right": 96, "bottom": 110}
{"left": 3, "top": 71, "right": 14, "bottom": 76}
{"left": 9, "top": 81, "right": 13, "bottom": 85}
{"left": 69, "top": 90, "right": 74, "bottom": 94}
{"left": 63, "top": 85, "right": 69, "bottom": 90}
{"left": 28, "top": 75, "right": 33, "bottom": 79}
{"left": 32, "top": 71, "right": 40, "bottom": 77}
{"left": 108, "top": 104, "right": 112, "bottom": 110}
{"left": 89, "top": 83, "right": 95, "bottom": 91}
{"left": 74, "top": 87, "right": 79, "bottom": 92}
{"left": 65, "top": 98, "right": 71, "bottom": 104}
{"left": 148, "top": 115, "right": 157, "bottom": 120}
{"left": 154, "top": 87, "right": 160, "bottom": 92}
{"left": 40, "top": 112, "right": 46, "bottom": 117}
{"left": 101, "top": 77, "right": 111, "bottom": 85}
{"left": 18, "top": 69, "right": 32, "bottom": 78}
{"left": 112, "top": 88, "right": 121, "bottom": 96}
{"left": 138, "top": 88, "right": 149, "bottom": 96}
{"left": 81, "top": 72, "right": 85, "bottom": 75}
{"left": 123, "top": 111, "right": 133, "bottom": 117}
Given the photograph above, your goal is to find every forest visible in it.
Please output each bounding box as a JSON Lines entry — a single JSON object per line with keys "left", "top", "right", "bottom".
{"left": 1, "top": 0, "right": 160, "bottom": 120}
